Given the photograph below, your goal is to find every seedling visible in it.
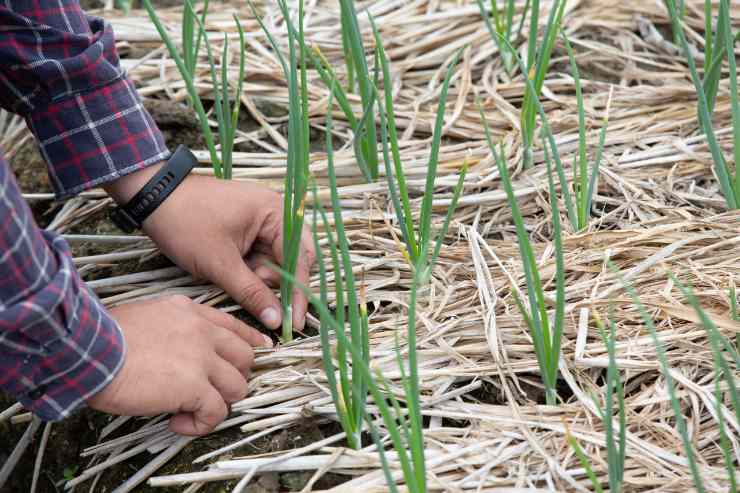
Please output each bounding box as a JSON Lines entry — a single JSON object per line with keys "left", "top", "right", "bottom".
{"left": 489, "top": 28, "right": 610, "bottom": 232}
{"left": 337, "top": 0, "right": 380, "bottom": 181}
{"left": 664, "top": 0, "right": 740, "bottom": 209}
{"left": 311, "top": 88, "right": 370, "bottom": 449}
{"left": 566, "top": 308, "right": 626, "bottom": 493}
{"left": 516, "top": 0, "right": 567, "bottom": 168}
{"left": 249, "top": 0, "right": 312, "bottom": 341}
{"left": 371, "top": 19, "right": 467, "bottom": 274}
{"left": 475, "top": 0, "right": 532, "bottom": 76}
{"left": 673, "top": 276, "right": 739, "bottom": 492}
{"left": 562, "top": 35, "right": 611, "bottom": 231}
{"left": 479, "top": 100, "right": 565, "bottom": 405}
{"left": 308, "top": 37, "right": 466, "bottom": 487}
{"left": 616, "top": 267, "right": 708, "bottom": 493}
{"left": 280, "top": 264, "right": 432, "bottom": 493}
{"left": 143, "top": 0, "right": 244, "bottom": 180}
{"left": 181, "top": 0, "right": 210, "bottom": 81}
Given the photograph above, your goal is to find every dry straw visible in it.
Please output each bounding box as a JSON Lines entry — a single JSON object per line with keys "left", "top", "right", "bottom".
{"left": 2, "top": 1, "right": 740, "bottom": 492}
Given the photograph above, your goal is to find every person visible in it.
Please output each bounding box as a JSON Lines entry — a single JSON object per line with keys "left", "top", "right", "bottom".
{"left": 0, "top": 0, "right": 315, "bottom": 436}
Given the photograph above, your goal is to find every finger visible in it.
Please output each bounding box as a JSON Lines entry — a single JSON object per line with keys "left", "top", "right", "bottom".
{"left": 209, "top": 326, "right": 256, "bottom": 373}
{"left": 208, "top": 357, "right": 249, "bottom": 403}
{"left": 169, "top": 383, "right": 227, "bottom": 436}
{"left": 292, "top": 248, "right": 310, "bottom": 331}
{"left": 246, "top": 252, "right": 281, "bottom": 287}
{"left": 210, "top": 248, "right": 283, "bottom": 330}
{"left": 193, "top": 304, "right": 273, "bottom": 349}
{"left": 302, "top": 223, "right": 317, "bottom": 266}
{"left": 292, "top": 225, "right": 316, "bottom": 330}
{"left": 255, "top": 265, "right": 281, "bottom": 287}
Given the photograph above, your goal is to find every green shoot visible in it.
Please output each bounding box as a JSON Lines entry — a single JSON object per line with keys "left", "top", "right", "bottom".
{"left": 305, "top": 199, "right": 446, "bottom": 491}
{"left": 672, "top": 276, "right": 739, "bottom": 492}
{"left": 280, "top": 12, "right": 377, "bottom": 182}
{"left": 565, "top": 429, "right": 603, "bottom": 493}
{"left": 615, "top": 267, "right": 706, "bottom": 493}
{"left": 490, "top": 26, "right": 610, "bottom": 232}
{"left": 519, "top": 0, "right": 567, "bottom": 168}
{"left": 475, "top": 0, "right": 532, "bottom": 76}
{"left": 478, "top": 101, "right": 565, "bottom": 405}
{"left": 306, "top": 34, "right": 467, "bottom": 490}
{"left": 663, "top": 0, "right": 686, "bottom": 45}
{"left": 182, "top": 0, "right": 210, "bottom": 81}
{"left": 664, "top": 0, "right": 740, "bottom": 209}
{"left": 195, "top": 7, "right": 245, "bottom": 181}
{"left": 729, "top": 282, "right": 739, "bottom": 349}
{"left": 700, "top": 0, "right": 728, "bottom": 116}
{"left": 143, "top": 0, "right": 244, "bottom": 180}
{"left": 249, "top": 0, "right": 311, "bottom": 341}
{"left": 311, "top": 87, "right": 370, "bottom": 449}
{"left": 277, "top": 262, "right": 429, "bottom": 492}
{"left": 477, "top": 0, "right": 566, "bottom": 167}
{"left": 562, "top": 35, "right": 611, "bottom": 231}
{"left": 340, "top": 5, "right": 355, "bottom": 92}
{"left": 567, "top": 309, "right": 627, "bottom": 493}
{"left": 371, "top": 20, "right": 467, "bottom": 273}
{"left": 337, "top": 0, "right": 380, "bottom": 181}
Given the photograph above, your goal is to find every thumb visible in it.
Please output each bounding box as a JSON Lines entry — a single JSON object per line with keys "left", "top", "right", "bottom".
{"left": 210, "top": 249, "right": 283, "bottom": 330}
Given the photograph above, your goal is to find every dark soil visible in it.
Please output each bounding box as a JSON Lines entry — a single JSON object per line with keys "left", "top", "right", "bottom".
{"left": 1, "top": 389, "right": 347, "bottom": 492}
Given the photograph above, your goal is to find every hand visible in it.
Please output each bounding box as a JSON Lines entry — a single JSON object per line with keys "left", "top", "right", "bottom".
{"left": 87, "top": 296, "right": 272, "bottom": 435}
{"left": 105, "top": 168, "right": 316, "bottom": 332}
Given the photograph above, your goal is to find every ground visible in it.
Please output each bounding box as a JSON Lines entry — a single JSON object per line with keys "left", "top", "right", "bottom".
{"left": 3, "top": 0, "right": 740, "bottom": 491}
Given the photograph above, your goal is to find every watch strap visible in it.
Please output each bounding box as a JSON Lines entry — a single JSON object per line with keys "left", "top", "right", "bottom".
{"left": 110, "top": 145, "right": 197, "bottom": 233}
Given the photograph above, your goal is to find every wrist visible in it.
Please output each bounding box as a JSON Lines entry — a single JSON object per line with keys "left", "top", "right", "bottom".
{"left": 106, "top": 146, "right": 198, "bottom": 233}
{"left": 104, "top": 162, "right": 165, "bottom": 205}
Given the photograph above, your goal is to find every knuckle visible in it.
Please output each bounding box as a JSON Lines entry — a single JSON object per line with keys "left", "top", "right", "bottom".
{"left": 200, "top": 406, "right": 226, "bottom": 429}
{"left": 237, "top": 348, "right": 255, "bottom": 372}
{"left": 226, "top": 377, "right": 248, "bottom": 403}
{"left": 168, "top": 294, "right": 193, "bottom": 308}
{"left": 233, "top": 282, "right": 266, "bottom": 308}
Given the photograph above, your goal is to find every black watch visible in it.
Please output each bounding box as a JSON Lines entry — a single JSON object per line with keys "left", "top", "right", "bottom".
{"left": 110, "top": 145, "right": 198, "bottom": 233}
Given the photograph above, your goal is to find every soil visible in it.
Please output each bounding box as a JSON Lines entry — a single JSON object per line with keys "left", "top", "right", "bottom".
{"left": 0, "top": 390, "right": 346, "bottom": 492}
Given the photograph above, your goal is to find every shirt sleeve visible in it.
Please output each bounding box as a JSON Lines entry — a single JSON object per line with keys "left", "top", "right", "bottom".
{"left": 0, "top": 0, "right": 170, "bottom": 200}
{"left": 0, "top": 156, "right": 126, "bottom": 421}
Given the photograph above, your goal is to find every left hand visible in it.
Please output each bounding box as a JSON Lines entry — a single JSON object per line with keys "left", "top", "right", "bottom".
{"left": 106, "top": 167, "right": 316, "bottom": 332}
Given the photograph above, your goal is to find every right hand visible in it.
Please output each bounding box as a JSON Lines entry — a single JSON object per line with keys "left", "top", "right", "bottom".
{"left": 86, "top": 295, "right": 272, "bottom": 436}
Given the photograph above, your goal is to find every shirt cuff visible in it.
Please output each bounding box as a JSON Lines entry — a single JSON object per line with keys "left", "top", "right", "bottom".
{"left": 25, "top": 75, "right": 170, "bottom": 201}
{"left": 0, "top": 233, "right": 126, "bottom": 421}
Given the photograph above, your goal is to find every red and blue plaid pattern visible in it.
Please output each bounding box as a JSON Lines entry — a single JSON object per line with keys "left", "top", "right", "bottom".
{"left": 0, "top": 162, "right": 126, "bottom": 420}
{"left": 1, "top": 0, "right": 170, "bottom": 420}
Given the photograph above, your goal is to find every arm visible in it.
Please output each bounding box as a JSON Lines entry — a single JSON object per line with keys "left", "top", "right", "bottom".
{"left": 0, "top": 0, "right": 165, "bottom": 420}
{"left": 0, "top": 158, "right": 125, "bottom": 421}
{"left": 0, "top": 0, "right": 169, "bottom": 199}
{"left": 0, "top": 166, "right": 272, "bottom": 434}
{"left": 0, "top": 0, "right": 314, "bottom": 432}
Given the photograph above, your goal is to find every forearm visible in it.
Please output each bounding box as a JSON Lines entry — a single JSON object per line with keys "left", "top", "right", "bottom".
{"left": 0, "top": 158, "right": 125, "bottom": 421}
{"left": 0, "top": 0, "right": 169, "bottom": 200}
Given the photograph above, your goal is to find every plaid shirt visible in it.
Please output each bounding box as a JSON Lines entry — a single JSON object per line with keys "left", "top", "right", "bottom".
{"left": 0, "top": 0, "right": 169, "bottom": 421}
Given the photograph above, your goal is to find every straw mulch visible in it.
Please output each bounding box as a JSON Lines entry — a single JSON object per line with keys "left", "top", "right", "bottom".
{"left": 3, "top": 0, "right": 740, "bottom": 491}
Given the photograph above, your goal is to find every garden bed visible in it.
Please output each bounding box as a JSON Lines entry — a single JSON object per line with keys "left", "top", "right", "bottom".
{"left": 2, "top": 0, "right": 740, "bottom": 492}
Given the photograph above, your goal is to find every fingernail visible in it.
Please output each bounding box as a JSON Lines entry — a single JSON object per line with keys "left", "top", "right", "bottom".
{"left": 262, "top": 334, "right": 274, "bottom": 348}
{"left": 260, "top": 307, "right": 280, "bottom": 329}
